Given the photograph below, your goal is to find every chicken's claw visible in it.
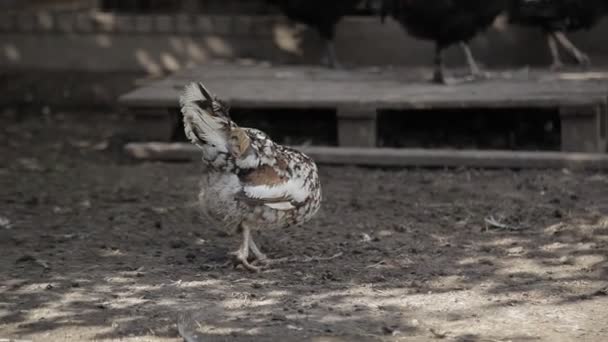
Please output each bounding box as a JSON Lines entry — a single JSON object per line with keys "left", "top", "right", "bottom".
{"left": 230, "top": 251, "right": 261, "bottom": 273}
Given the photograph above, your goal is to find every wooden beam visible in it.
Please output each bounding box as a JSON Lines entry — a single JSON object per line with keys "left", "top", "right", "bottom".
{"left": 336, "top": 106, "right": 377, "bottom": 147}
{"left": 126, "top": 108, "right": 179, "bottom": 142}
{"left": 560, "top": 105, "right": 606, "bottom": 153}
{"left": 124, "top": 142, "right": 608, "bottom": 169}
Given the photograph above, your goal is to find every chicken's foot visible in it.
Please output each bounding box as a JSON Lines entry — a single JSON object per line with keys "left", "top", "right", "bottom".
{"left": 548, "top": 33, "right": 565, "bottom": 70}
{"left": 230, "top": 224, "right": 260, "bottom": 272}
{"left": 432, "top": 44, "right": 446, "bottom": 84}
{"left": 322, "top": 39, "right": 342, "bottom": 69}
{"left": 460, "top": 42, "right": 487, "bottom": 79}
{"left": 248, "top": 234, "right": 268, "bottom": 265}
{"left": 554, "top": 31, "right": 590, "bottom": 67}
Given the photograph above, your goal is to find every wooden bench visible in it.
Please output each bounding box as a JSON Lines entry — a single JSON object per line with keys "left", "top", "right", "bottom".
{"left": 119, "top": 64, "right": 608, "bottom": 152}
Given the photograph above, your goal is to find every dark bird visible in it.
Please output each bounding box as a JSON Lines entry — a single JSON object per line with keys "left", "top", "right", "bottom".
{"left": 265, "top": 0, "right": 363, "bottom": 68}
{"left": 381, "top": 0, "right": 508, "bottom": 83}
{"left": 181, "top": 83, "right": 322, "bottom": 272}
{"left": 509, "top": 0, "right": 608, "bottom": 70}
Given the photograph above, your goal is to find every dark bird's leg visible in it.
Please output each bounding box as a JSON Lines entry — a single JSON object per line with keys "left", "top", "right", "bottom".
{"left": 432, "top": 43, "right": 446, "bottom": 84}
{"left": 554, "top": 31, "right": 591, "bottom": 67}
{"left": 231, "top": 223, "right": 260, "bottom": 272}
{"left": 547, "top": 33, "right": 565, "bottom": 70}
{"left": 323, "top": 38, "right": 342, "bottom": 69}
{"left": 460, "top": 42, "right": 485, "bottom": 78}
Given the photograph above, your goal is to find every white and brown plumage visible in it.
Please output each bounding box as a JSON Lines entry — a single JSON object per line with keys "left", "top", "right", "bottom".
{"left": 180, "top": 82, "right": 322, "bottom": 272}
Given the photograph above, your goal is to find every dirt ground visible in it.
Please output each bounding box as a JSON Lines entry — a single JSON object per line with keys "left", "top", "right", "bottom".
{"left": 0, "top": 112, "right": 607, "bottom": 342}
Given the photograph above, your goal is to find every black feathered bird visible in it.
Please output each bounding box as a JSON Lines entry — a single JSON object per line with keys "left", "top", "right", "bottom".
{"left": 381, "top": 0, "right": 508, "bottom": 83}
{"left": 266, "top": 0, "right": 362, "bottom": 68}
{"left": 509, "top": 0, "right": 608, "bottom": 69}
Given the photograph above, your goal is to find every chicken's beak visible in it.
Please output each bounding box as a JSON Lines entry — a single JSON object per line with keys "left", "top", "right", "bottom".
{"left": 197, "top": 83, "right": 214, "bottom": 102}
{"left": 197, "top": 82, "right": 223, "bottom": 116}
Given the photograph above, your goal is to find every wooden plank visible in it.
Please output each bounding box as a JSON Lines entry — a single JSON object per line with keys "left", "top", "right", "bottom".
{"left": 124, "top": 142, "right": 608, "bottom": 170}
{"left": 601, "top": 100, "right": 608, "bottom": 151}
{"left": 151, "top": 77, "right": 608, "bottom": 97}
{"left": 170, "top": 64, "right": 392, "bottom": 82}
{"left": 560, "top": 105, "right": 605, "bottom": 152}
{"left": 170, "top": 65, "right": 608, "bottom": 85}
{"left": 126, "top": 108, "right": 178, "bottom": 142}
{"left": 119, "top": 65, "right": 608, "bottom": 150}
{"left": 120, "top": 82, "right": 606, "bottom": 110}
{"left": 336, "top": 107, "right": 377, "bottom": 147}
{"left": 125, "top": 142, "right": 199, "bottom": 161}
{"left": 120, "top": 64, "right": 608, "bottom": 110}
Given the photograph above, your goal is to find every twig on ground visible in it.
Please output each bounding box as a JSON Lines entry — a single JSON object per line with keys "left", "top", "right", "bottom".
{"left": 299, "top": 252, "right": 343, "bottom": 263}
{"left": 429, "top": 327, "right": 449, "bottom": 339}
{"left": 34, "top": 258, "right": 50, "bottom": 269}
{"left": 268, "top": 252, "right": 344, "bottom": 265}
{"left": 366, "top": 260, "right": 387, "bottom": 269}
{"left": 484, "top": 216, "right": 524, "bottom": 231}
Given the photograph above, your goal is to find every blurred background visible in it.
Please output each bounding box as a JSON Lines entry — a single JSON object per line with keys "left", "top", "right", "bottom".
{"left": 2, "top": 3, "right": 608, "bottom": 341}
{"left": 1, "top": 0, "right": 608, "bottom": 151}
{"left": 2, "top": 0, "right": 608, "bottom": 72}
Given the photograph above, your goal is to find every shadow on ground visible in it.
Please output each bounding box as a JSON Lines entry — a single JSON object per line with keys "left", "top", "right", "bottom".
{"left": 0, "top": 113, "right": 607, "bottom": 341}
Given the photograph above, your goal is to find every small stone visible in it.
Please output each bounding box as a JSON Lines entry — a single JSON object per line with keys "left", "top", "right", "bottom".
{"left": 479, "top": 259, "right": 494, "bottom": 266}
{"left": 393, "top": 224, "right": 409, "bottom": 233}
{"left": 170, "top": 240, "right": 187, "bottom": 249}
{"left": 507, "top": 246, "right": 525, "bottom": 255}
{"left": 16, "top": 255, "right": 36, "bottom": 263}
{"left": 25, "top": 196, "right": 39, "bottom": 205}
{"left": 271, "top": 314, "right": 287, "bottom": 321}
{"left": 382, "top": 325, "right": 401, "bottom": 336}
{"left": 429, "top": 327, "right": 448, "bottom": 339}
{"left": 377, "top": 230, "right": 393, "bottom": 238}
{"left": 360, "top": 233, "right": 372, "bottom": 243}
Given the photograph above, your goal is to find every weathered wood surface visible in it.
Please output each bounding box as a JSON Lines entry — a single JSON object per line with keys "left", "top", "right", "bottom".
{"left": 119, "top": 64, "right": 608, "bottom": 151}
{"left": 560, "top": 106, "right": 607, "bottom": 153}
{"left": 124, "top": 142, "right": 608, "bottom": 170}
{"left": 119, "top": 65, "right": 608, "bottom": 110}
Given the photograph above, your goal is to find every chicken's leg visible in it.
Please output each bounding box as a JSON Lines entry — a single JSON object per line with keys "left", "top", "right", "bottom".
{"left": 230, "top": 223, "right": 260, "bottom": 272}
{"left": 248, "top": 234, "right": 268, "bottom": 263}
{"left": 432, "top": 44, "right": 446, "bottom": 84}
{"left": 323, "top": 39, "right": 342, "bottom": 69}
{"left": 547, "top": 33, "right": 564, "bottom": 70}
{"left": 554, "top": 31, "right": 590, "bottom": 67}
{"left": 460, "top": 42, "right": 485, "bottom": 78}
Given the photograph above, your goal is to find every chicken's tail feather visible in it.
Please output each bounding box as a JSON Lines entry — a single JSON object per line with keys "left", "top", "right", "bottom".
{"left": 180, "top": 82, "right": 232, "bottom": 153}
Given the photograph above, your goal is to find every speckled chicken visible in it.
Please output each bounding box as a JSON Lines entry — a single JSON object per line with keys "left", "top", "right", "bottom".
{"left": 180, "top": 83, "right": 322, "bottom": 272}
